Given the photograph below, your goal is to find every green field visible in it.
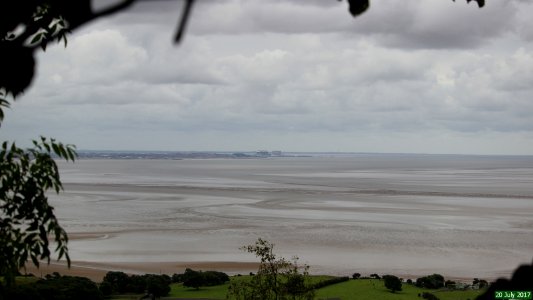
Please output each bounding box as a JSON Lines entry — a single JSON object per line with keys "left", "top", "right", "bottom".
{"left": 314, "top": 279, "right": 482, "bottom": 300}
{"left": 113, "top": 277, "right": 482, "bottom": 300}
{"left": 8, "top": 276, "right": 483, "bottom": 300}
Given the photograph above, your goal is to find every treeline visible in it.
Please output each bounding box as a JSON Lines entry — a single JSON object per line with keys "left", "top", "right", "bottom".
{"left": 172, "top": 268, "right": 230, "bottom": 289}
{"left": 100, "top": 271, "right": 171, "bottom": 297}
{"left": 0, "top": 273, "right": 102, "bottom": 300}
{"left": 100, "top": 268, "right": 231, "bottom": 296}
{"left": 0, "top": 269, "right": 232, "bottom": 300}
{"left": 345, "top": 272, "right": 495, "bottom": 300}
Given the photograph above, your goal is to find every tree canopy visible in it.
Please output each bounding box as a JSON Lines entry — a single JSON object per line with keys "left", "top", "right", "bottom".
{"left": 383, "top": 275, "right": 402, "bottom": 293}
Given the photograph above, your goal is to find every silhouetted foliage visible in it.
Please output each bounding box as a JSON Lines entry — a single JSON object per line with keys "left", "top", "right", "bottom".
{"left": 0, "top": 1, "right": 131, "bottom": 96}
{"left": 352, "top": 273, "right": 361, "bottom": 279}
{"left": 370, "top": 273, "right": 381, "bottom": 279}
{"left": 476, "top": 261, "right": 533, "bottom": 300}
{"left": 452, "top": 0, "right": 484, "bottom": 8}
{"left": 0, "top": 0, "right": 485, "bottom": 97}
{"left": 383, "top": 275, "right": 402, "bottom": 293}
{"left": 0, "top": 138, "right": 76, "bottom": 285}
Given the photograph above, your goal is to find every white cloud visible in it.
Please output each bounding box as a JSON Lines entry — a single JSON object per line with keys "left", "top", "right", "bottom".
{"left": 3, "top": 1, "right": 533, "bottom": 154}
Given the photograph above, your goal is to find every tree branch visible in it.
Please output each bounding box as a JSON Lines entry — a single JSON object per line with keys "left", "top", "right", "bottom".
{"left": 174, "top": 0, "right": 195, "bottom": 44}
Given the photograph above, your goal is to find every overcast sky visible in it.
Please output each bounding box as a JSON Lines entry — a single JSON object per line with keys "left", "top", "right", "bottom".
{"left": 3, "top": 0, "right": 533, "bottom": 154}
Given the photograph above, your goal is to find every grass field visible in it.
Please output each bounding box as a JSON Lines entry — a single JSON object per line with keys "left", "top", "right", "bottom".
{"left": 140, "top": 277, "right": 483, "bottom": 300}
{"left": 9, "top": 275, "right": 483, "bottom": 300}
{"left": 314, "top": 279, "right": 482, "bottom": 300}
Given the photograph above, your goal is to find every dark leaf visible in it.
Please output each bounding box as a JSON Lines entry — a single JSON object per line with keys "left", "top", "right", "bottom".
{"left": 30, "top": 254, "right": 40, "bottom": 267}
{"left": 347, "top": 0, "right": 370, "bottom": 17}
{"left": 30, "top": 33, "right": 44, "bottom": 44}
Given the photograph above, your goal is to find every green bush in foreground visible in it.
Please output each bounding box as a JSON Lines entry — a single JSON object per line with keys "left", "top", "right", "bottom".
{"left": 227, "top": 238, "right": 315, "bottom": 300}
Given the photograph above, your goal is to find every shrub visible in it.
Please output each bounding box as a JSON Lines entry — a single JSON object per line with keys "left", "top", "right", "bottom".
{"left": 312, "top": 276, "right": 350, "bottom": 289}
{"left": 352, "top": 273, "right": 361, "bottom": 279}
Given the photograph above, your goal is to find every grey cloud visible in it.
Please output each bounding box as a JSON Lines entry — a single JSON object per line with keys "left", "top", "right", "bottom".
{"left": 4, "top": 0, "right": 533, "bottom": 154}
{"left": 185, "top": 0, "right": 522, "bottom": 49}
{"left": 92, "top": 0, "right": 527, "bottom": 51}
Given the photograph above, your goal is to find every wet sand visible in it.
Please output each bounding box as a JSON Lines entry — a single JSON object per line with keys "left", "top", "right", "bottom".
{"left": 44, "top": 157, "right": 533, "bottom": 281}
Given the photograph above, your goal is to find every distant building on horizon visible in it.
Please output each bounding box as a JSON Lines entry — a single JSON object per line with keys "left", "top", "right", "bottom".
{"left": 256, "top": 150, "right": 270, "bottom": 157}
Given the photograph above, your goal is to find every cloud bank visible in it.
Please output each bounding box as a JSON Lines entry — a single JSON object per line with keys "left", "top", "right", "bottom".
{"left": 3, "top": 0, "right": 533, "bottom": 154}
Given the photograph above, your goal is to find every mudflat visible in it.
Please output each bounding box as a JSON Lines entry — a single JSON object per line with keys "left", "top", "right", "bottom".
{"left": 43, "top": 155, "right": 533, "bottom": 281}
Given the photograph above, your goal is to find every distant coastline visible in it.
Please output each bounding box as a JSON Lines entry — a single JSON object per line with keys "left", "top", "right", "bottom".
{"left": 75, "top": 150, "right": 306, "bottom": 160}
{"left": 74, "top": 150, "right": 533, "bottom": 160}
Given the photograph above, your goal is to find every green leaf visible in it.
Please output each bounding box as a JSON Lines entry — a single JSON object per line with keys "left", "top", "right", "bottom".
{"left": 30, "top": 33, "right": 44, "bottom": 44}
{"left": 51, "top": 142, "right": 61, "bottom": 157}
{"left": 2, "top": 135, "right": 75, "bottom": 283}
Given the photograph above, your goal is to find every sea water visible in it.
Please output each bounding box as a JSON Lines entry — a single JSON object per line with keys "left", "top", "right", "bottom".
{"left": 51, "top": 153, "right": 533, "bottom": 278}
